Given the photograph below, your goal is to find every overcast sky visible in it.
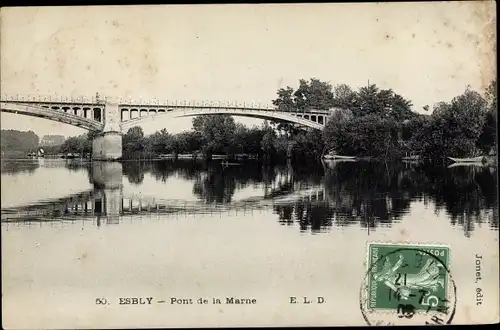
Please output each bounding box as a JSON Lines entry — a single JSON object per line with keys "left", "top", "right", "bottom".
{"left": 0, "top": 2, "right": 496, "bottom": 138}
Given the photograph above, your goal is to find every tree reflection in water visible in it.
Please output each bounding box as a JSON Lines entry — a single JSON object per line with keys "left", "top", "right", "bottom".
{"left": 418, "top": 164, "right": 498, "bottom": 237}
{"left": 118, "top": 160, "right": 498, "bottom": 235}
{"left": 1, "top": 160, "right": 39, "bottom": 175}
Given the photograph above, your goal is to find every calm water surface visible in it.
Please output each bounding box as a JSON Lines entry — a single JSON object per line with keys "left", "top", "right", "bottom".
{"left": 2, "top": 158, "right": 497, "bottom": 234}
{"left": 1, "top": 158, "right": 498, "bottom": 327}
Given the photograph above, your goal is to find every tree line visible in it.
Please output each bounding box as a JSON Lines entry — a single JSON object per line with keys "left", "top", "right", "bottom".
{"left": 1, "top": 130, "right": 39, "bottom": 157}
{"left": 119, "top": 116, "right": 324, "bottom": 162}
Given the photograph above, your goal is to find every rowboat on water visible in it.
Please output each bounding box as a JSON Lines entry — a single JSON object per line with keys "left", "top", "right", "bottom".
{"left": 448, "top": 156, "right": 484, "bottom": 163}
{"left": 447, "top": 162, "right": 484, "bottom": 168}
{"left": 402, "top": 155, "right": 421, "bottom": 161}
{"left": 322, "top": 158, "right": 356, "bottom": 169}
{"left": 323, "top": 153, "right": 356, "bottom": 160}
{"left": 221, "top": 161, "right": 241, "bottom": 167}
{"left": 323, "top": 158, "right": 356, "bottom": 163}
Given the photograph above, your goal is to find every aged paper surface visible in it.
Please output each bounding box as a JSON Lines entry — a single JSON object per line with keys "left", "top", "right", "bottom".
{"left": 1, "top": 2, "right": 498, "bottom": 328}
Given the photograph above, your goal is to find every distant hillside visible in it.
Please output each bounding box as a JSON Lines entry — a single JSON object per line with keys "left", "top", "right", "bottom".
{"left": 40, "top": 135, "right": 65, "bottom": 146}
{"left": 1, "top": 129, "right": 40, "bottom": 152}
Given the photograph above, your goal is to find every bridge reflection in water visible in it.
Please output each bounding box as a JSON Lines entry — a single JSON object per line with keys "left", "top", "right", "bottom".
{"left": 0, "top": 161, "right": 329, "bottom": 227}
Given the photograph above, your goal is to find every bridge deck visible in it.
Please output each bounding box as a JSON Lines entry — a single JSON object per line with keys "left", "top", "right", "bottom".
{"left": 1, "top": 96, "right": 335, "bottom": 131}
{"left": 2, "top": 99, "right": 331, "bottom": 114}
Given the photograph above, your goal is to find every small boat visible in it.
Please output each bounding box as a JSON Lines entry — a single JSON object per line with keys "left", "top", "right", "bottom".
{"left": 323, "top": 153, "right": 355, "bottom": 160}
{"left": 177, "top": 154, "right": 196, "bottom": 159}
{"left": 448, "top": 156, "right": 484, "bottom": 163}
{"left": 402, "top": 155, "right": 420, "bottom": 161}
{"left": 322, "top": 158, "right": 356, "bottom": 164}
{"left": 447, "top": 162, "right": 484, "bottom": 168}
{"left": 322, "top": 158, "right": 355, "bottom": 169}
{"left": 157, "top": 153, "right": 175, "bottom": 159}
{"left": 221, "top": 160, "right": 241, "bottom": 167}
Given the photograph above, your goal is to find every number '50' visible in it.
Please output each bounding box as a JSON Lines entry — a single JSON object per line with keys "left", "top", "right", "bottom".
{"left": 95, "top": 298, "right": 108, "bottom": 305}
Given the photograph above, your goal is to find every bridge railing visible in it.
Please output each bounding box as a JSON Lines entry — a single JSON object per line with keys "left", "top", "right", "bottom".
{"left": 1, "top": 93, "right": 332, "bottom": 115}
{"left": 117, "top": 99, "right": 279, "bottom": 111}
{"left": 1, "top": 93, "right": 103, "bottom": 104}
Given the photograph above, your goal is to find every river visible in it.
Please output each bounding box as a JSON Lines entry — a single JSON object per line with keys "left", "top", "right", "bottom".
{"left": 1, "top": 158, "right": 498, "bottom": 327}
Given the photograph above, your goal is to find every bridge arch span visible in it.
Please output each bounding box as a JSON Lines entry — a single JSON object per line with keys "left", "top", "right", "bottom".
{"left": 121, "top": 107, "right": 325, "bottom": 131}
{"left": 0, "top": 102, "right": 104, "bottom": 132}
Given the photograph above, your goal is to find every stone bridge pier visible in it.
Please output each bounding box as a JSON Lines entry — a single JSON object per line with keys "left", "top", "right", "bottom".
{"left": 92, "top": 99, "right": 123, "bottom": 161}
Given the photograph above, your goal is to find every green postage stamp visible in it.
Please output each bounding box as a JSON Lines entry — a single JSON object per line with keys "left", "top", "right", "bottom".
{"left": 360, "top": 242, "right": 456, "bottom": 326}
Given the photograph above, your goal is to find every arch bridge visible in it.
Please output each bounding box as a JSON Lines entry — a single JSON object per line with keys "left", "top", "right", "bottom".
{"left": 1, "top": 94, "right": 337, "bottom": 160}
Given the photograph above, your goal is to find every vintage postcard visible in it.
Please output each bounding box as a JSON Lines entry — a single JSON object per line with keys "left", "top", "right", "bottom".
{"left": 1, "top": 2, "right": 498, "bottom": 328}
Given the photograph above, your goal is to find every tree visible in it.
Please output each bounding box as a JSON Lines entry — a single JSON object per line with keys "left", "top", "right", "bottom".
{"left": 272, "top": 87, "right": 296, "bottom": 112}
{"left": 332, "top": 84, "right": 357, "bottom": 109}
{"left": 485, "top": 79, "right": 497, "bottom": 112}
{"left": 59, "top": 136, "right": 80, "bottom": 154}
{"left": 260, "top": 124, "right": 277, "bottom": 159}
{"left": 433, "top": 101, "right": 452, "bottom": 116}
{"left": 322, "top": 108, "right": 353, "bottom": 153}
{"left": 289, "top": 129, "right": 325, "bottom": 161}
{"left": 192, "top": 115, "right": 236, "bottom": 156}
{"left": 401, "top": 115, "right": 426, "bottom": 150}
{"left": 340, "top": 114, "right": 399, "bottom": 158}
{"left": 174, "top": 131, "right": 203, "bottom": 154}
{"left": 408, "top": 87, "right": 489, "bottom": 160}
{"left": 479, "top": 80, "right": 497, "bottom": 154}
{"left": 148, "top": 128, "right": 173, "bottom": 154}
{"left": 353, "top": 84, "right": 380, "bottom": 117}
{"left": 57, "top": 133, "right": 91, "bottom": 155}
{"left": 123, "top": 126, "right": 146, "bottom": 155}
{"left": 272, "top": 79, "right": 336, "bottom": 112}
{"left": 407, "top": 116, "right": 450, "bottom": 162}
{"left": 388, "top": 93, "right": 415, "bottom": 121}
{"left": 448, "top": 88, "right": 487, "bottom": 140}
{"left": 293, "top": 78, "right": 334, "bottom": 111}
{"left": 352, "top": 84, "right": 414, "bottom": 120}
{"left": 232, "top": 124, "right": 249, "bottom": 154}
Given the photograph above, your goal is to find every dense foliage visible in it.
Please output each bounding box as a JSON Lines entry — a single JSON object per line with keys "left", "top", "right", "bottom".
{"left": 118, "top": 117, "right": 323, "bottom": 162}
{"left": 57, "top": 130, "right": 99, "bottom": 155}
{"left": 323, "top": 80, "right": 497, "bottom": 162}
{"left": 1, "top": 129, "right": 39, "bottom": 153}
{"left": 400, "top": 83, "right": 496, "bottom": 162}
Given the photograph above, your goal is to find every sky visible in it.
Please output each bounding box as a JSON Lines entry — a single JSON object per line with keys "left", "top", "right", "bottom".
{"left": 0, "top": 2, "right": 496, "bottom": 138}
